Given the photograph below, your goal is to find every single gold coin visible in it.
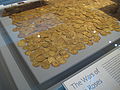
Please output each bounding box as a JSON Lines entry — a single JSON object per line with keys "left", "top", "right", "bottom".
{"left": 49, "top": 47, "right": 58, "bottom": 52}
{"left": 82, "top": 31, "right": 93, "bottom": 38}
{"left": 44, "top": 53, "right": 50, "bottom": 58}
{"left": 24, "top": 51, "right": 32, "bottom": 56}
{"left": 41, "top": 42, "right": 50, "bottom": 48}
{"left": 35, "top": 55, "right": 46, "bottom": 62}
{"left": 33, "top": 49, "right": 45, "bottom": 55}
{"left": 48, "top": 57, "right": 56, "bottom": 63}
{"left": 58, "top": 58, "right": 67, "bottom": 64}
{"left": 69, "top": 49, "right": 78, "bottom": 55}
{"left": 63, "top": 53, "right": 70, "bottom": 59}
{"left": 114, "top": 29, "right": 120, "bottom": 32}
{"left": 111, "top": 22, "right": 120, "bottom": 29}
{"left": 55, "top": 55, "right": 66, "bottom": 64}
{"left": 75, "top": 43, "right": 86, "bottom": 50}
{"left": 22, "top": 46, "right": 29, "bottom": 50}
{"left": 41, "top": 60, "right": 50, "bottom": 69}
{"left": 32, "top": 61, "right": 41, "bottom": 67}
{"left": 98, "top": 30, "right": 111, "bottom": 36}
{"left": 48, "top": 51, "right": 56, "bottom": 56}
{"left": 85, "top": 41, "right": 93, "bottom": 46}
{"left": 92, "top": 36, "right": 100, "bottom": 42}
{"left": 44, "top": 48, "right": 49, "bottom": 52}
{"left": 29, "top": 51, "right": 43, "bottom": 59}
{"left": 13, "top": 27, "right": 20, "bottom": 32}
{"left": 51, "top": 60, "right": 60, "bottom": 67}
{"left": 17, "top": 40, "right": 26, "bottom": 47}
{"left": 59, "top": 49, "right": 68, "bottom": 55}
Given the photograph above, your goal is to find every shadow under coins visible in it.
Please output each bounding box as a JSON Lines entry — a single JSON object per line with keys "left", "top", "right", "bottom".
{"left": 2, "top": 0, "right": 48, "bottom": 16}
{"left": 99, "top": 0, "right": 120, "bottom": 20}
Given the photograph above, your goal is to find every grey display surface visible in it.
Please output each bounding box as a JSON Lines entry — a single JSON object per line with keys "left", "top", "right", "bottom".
{"left": 0, "top": 32, "right": 31, "bottom": 90}
{"left": 0, "top": 16, "right": 120, "bottom": 89}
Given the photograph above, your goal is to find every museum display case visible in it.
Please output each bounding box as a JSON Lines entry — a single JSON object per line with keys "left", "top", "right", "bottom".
{"left": 0, "top": 0, "right": 120, "bottom": 89}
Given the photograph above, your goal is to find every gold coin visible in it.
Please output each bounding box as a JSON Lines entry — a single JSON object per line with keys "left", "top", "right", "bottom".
{"left": 85, "top": 41, "right": 93, "bottom": 46}
{"left": 114, "top": 29, "right": 120, "bottom": 32}
{"left": 41, "top": 60, "right": 50, "bottom": 69}
{"left": 34, "top": 48, "right": 45, "bottom": 55}
{"left": 73, "top": 24, "right": 80, "bottom": 29}
{"left": 97, "top": 30, "right": 110, "bottom": 36}
{"left": 111, "top": 22, "right": 120, "bottom": 29}
{"left": 30, "top": 49, "right": 45, "bottom": 58}
{"left": 35, "top": 55, "right": 46, "bottom": 62}
{"left": 17, "top": 40, "right": 26, "bottom": 47}
{"left": 23, "top": 46, "right": 29, "bottom": 50}
{"left": 82, "top": 31, "right": 93, "bottom": 38}
{"left": 75, "top": 43, "right": 86, "bottom": 50}
{"left": 25, "top": 45, "right": 37, "bottom": 51}
{"left": 44, "top": 48, "right": 49, "bottom": 52}
{"left": 48, "top": 51, "right": 56, "bottom": 56}
{"left": 49, "top": 46, "right": 58, "bottom": 52}
{"left": 41, "top": 42, "right": 50, "bottom": 48}
{"left": 24, "top": 51, "right": 32, "bottom": 56}
{"left": 92, "top": 35, "right": 101, "bottom": 42}
{"left": 32, "top": 61, "right": 40, "bottom": 67}
{"left": 69, "top": 49, "right": 78, "bottom": 55}
{"left": 43, "top": 53, "right": 49, "bottom": 58}
{"left": 39, "top": 32, "right": 49, "bottom": 38}
{"left": 103, "top": 28, "right": 112, "bottom": 32}
{"left": 56, "top": 54, "right": 67, "bottom": 64}
{"left": 13, "top": 27, "right": 20, "bottom": 32}
{"left": 82, "top": 38, "right": 90, "bottom": 44}
{"left": 48, "top": 57, "right": 56, "bottom": 63}
{"left": 58, "top": 58, "right": 67, "bottom": 64}
{"left": 29, "top": 53, "right": 40, "bottom": 59}
{"left": 51, "top": 60, "right": 60, "bottom": 67}
{"left": 63, "top": 53, "right": 70, "bottom": 59}
{"left": 59, "top": 49, "right": 68, "bottom": 55}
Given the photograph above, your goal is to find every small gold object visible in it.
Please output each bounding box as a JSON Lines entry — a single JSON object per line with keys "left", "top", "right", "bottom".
{"left": 17, "top": 40, "right": 26, "bottom": 47}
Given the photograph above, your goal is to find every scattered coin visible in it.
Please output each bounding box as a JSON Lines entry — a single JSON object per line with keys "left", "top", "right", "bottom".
{"left": 51, "top": 60, "right": 60, "bottom": 67}
{"left": 17, "top": 40, "right": 26, "bottom": 47}
{"left": 41, "top": 60, "right": 50, "bottom": 69}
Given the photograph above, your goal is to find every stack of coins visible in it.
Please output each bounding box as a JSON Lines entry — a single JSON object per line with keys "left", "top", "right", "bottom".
{"left": 6, "top": 0, "right": 120, "bottom": 69}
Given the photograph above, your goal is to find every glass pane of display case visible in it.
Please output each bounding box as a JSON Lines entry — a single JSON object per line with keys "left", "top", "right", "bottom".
{"left": 0, "top": 0, "right": 120, "bottom": 89}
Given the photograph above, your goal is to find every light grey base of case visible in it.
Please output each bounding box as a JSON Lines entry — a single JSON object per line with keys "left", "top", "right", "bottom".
{"left": 0, "top": 32, "right": 31, "bottom": 90}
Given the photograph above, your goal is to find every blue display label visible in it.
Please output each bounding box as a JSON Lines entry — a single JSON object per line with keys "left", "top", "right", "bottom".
{"left": 0, "top": 0, "right": 26, "bottom": 5}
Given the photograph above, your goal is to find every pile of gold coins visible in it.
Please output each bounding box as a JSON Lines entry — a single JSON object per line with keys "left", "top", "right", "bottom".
{"left": 12, "top": 13, "right": 62, "bottom": 38}
{"left": 5, "top": 0, "right": 120, "bottom": 69}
